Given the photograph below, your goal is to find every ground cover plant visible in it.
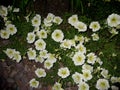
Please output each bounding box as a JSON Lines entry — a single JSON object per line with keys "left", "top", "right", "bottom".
{"left": 0, "top": 0, "right": 120, "bottom": 90}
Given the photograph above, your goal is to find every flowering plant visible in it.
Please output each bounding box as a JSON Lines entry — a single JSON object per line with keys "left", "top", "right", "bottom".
{"left": 0, "top": 5, "right": 120, "bottom": 90}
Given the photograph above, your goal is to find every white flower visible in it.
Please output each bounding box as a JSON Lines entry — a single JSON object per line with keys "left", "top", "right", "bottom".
{"left": 33, "top": 26, "right": 40, "bottom": 32}
{"left": 29, "top": 78, "right": 39, "bottom": 88}
{"left": 72, "top": 52, "right": 85, "bottom": 66}
{"left": 52, "top": 82, "right": 63, "bottom": 90}
{"left": 34, "top": 39, "right": 46, "bottom": 50}
{"left": 101, "top": 69, "right": 109, "bottom": 79}
{"left": 72, "top": 72, "right": 83, "bottom": 84}
{"left": 89, "top": 21, "right": 100, "bottom": 32}
{"left": 13, "top": 8, "right": 19, "bottom": 12}
{"left": 43, "top": 19, "right": 53, "bottom": 27}
{"left": 45, "top": 13, "right": 55, "bottom": 23}
{"left": 51, "top": 29, "right": 64, "bottom": 42}
{"left": 68, "top": 15, "right": 78, "bottom": 26}
{"left": 82, "top": 64, "right": 93, "bottom": 72}
{"left": 91, "top": 33, "right": 99, "bottom": 41}
{"left": 58, "top": 67, "right": 70, "bottom": 78}
{"left": 44, "top": 60, "right": 53, "bottom": 69}
{"left": 76, "top": 43, "right": 86, "bottom": 54}
{"left": 60, "top": 39, "right": 72, "bottom": 49}
{"left": 74, "top": 35, "right": 85, "bottom": 43}
{"left": 96, "top": 79, "right": 110, "bottom": 90}
{"left": 39, "top": 50, "right": 48, "bottom": 59}
{"left": 36, "top": 29, "right": 47, "bottom": 39}
{"left": 35, "top": 55, "right": 44, "bottom": 63}
{"left": 32, "top": 14, "right": 41, "bottom": 27}
{"left": 47, "top": 53, "right": 57, "bottom": 63}
{"left": 6, "top": 24, "right": 17, "bottom": 35}
{"left": 111, "top": 85, "right": 119, "bottom": 90}
{"left": 26, "top": 32, "right": 36, "bottom": 43}
{"left": 5, "top": 20, "right": 12, "bottom": 26}
{"left": 35, "top": 68, "right": 46, "bottom": 78}
{"left": 0, "top": 5, "right": 8, "bottom": 17}
{"left": 78, "top": 81, "right": 89, "bottom": 90}
{"left": 107, "top": 13, "right": 120, "bottom": 27}
{"left": 87, "top": 52, "right": 97, "bottom": 65}
{"left": 3, "top": 48, "right": 15, "bottom": 59}
{"left": 0, "top": 30, "right": 10, "bottom": 39}
{"left": 53, "top": 16, "right": 63, "bottom": 25}
{"left": 96, "top": 57, "right": 103, "bottom": 65}
{"left": 74, "top": 21, "right": 87, "bottom": 32}
{"left": 84, "top": 37, "right": 90, "bottom": 43}
{"left": 110, "top": 28, "right": 118, "bottom": 35}
{"left": 27, "top": 48, "right": 36, "bottom": 60}
{"left": 82, "top": 70, "right": 92, "bottom": 81}
{"left": 111, "top": 76, "right": 118, "bottom": 83}
{"left": 13, "top": 51, "right": 21, "bottom": 63}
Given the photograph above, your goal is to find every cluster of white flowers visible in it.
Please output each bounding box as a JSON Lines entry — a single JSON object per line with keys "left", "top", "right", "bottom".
{"left": 68, "top": 15, "right": 87, "bottom": 32}
{"left": 43, "top": 13, "right": 63, "bottom": 27}
{"left": 1, "top": 9, "right": 120, "bottom": 89}
{"left": 3, "top": 48, "right": 21, "bottom": 62}
{"left": 0, "top": 6, "right": 19, "bottom": 39}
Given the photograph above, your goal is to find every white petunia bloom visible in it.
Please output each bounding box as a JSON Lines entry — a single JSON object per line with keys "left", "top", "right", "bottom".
{"left": 87, "top": 52, "right": 97, "bottom": 65}
{"left": 111, "top": 76, "right": 118, "bottom": 83}
{"left": 43, "top": 19, "right": 53, "bottom": 27}
{"left": 68, "top": 15, "right": 78, "bottom": 26}
{"left": 82, "top": 64, "right": 93, "bottom": 72}
{"left": 101, "top": 69, "right": 109, "bottom": 79}
{"left": 39, "top": 50, "right": 48, "bottom": 59}
{"left": 35, "top": 68, "right": 46, "bottom": 78}
{"left": 0, "top": 5, "right": 8, "bottom": 17}
{"left": 110, "top": 28, "right": 118, "bottom": 35}
{"left": 36, "top": 29, "right": 47, "bottom": 39}
{"left": 29, "top": 78, "right": 39, "bottom": 88}
{"left": 33, "top": 26, "right": 40, "bottom": 32}
{"left": 72, "top": 52, "right": 85, "bottom": 66}
{"left": 44, "top": 60, "right": 54, "bottom": 69}
{"left": 72, "top": 72, "right": 83, "bottom": 84}
{"left": 58, "top": 67, "right": 70, "bottom": 78}
{"left": 89, "top": 21, "right": 100, "bottom": 32}
{"left": 96, "top": 57, "right": 103, "bottom": 65}
{"left": 78, "top": 81, "right": 89, "bottom": 90}
{"left": 13, "top": 51, "right": 21, "bottom": 63}
{"left": 26, "top": 32, "right": 36, "bottom": 43}
{"left": 96, "top": 79, "right": 110, "bottom": 90}
{"left": 31, "top": 14, "right": 41, "bottom": 27}
{"left": 6, "top": 24, "right": 17, "bottom": 35}
{"left": 13, "top": 8, "right": 20, "bottom": 12}
{"left": 82, "top": 70, "right": 92, "bottom": 81}
{"left": 74, "top": 35, "right": 85, "bottom": 43}
{"left": 107, "top": 13, "right": 120, "bottom": 27}
{"left": 47, "top": 53, "right": 57, "bottom": 63}
{"left": 3, "top": 48, "right": 15, "bottom": 59}
{"left": 91, "top": 33, "right": 99, "bottom": 41}
{"left": 27, "top": 48, "right": 36, "bottom": 60}
{"left": 45, "top": 13, "right": 55, "bottom": 23}
{"left": 51, "top": 29, "right": 64, "bottom": 42}
{"left": 53, "top": 16, "right": 63, "bottom": 25}
{"left": 60, "top": 39, "right": 73, "bottom": 49}
{"left": 5, "top": 20, "right": 12, "bottom": 26}
{"left": 34, "top": 39, "right": 46, "bottom": 50}
{"left": 76, "top": 43, "right": 86, "bottom": 54}
{"left": 74, "top": 21, "right": 87, "bottom": 32}
{"left": 0, "top": 30, "right": 10, "bottom": 39}
{"left": 52, "top": 82, "right": 63, "bottom": 90}
{"left": 35, "top": 55, "right": 44, "bottom": 63}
